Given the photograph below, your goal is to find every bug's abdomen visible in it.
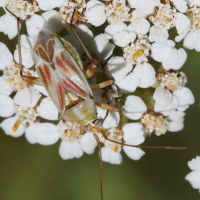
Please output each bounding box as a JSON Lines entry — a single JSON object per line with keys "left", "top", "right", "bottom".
{"left": 62, "top": 99, "right": 97, "bottom": 125}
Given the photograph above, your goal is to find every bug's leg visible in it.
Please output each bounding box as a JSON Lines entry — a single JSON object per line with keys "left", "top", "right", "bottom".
{"left": 5, "top": 7, "right": 42, "bottom": 86}
{"left": 95, "top": 102, "right": 120, "bottom": 112}
{"left": 70, "top": 11, "right": 114, "bottom": 81}
{"left": 16, "top": 18, "right": 43, "bottom": 86}
{"left": 87, "top": 123, "right": 187, "bottom": 150}
{"left": 69, "top": 12, "right": 98, "bottom": 77}
{"left": 90, "top": 80, "right": 114, "bottom": 90}
{"left": 84, "top": 63, "right": 97, "bottom": 79}
{"left": 100, "top": 128, "right": 186, "bottom": 150}
{"left": 93, "top": 133, "right": 103, "bottom": 200}
{"left": 101, "top": 55, "right": 115, "bottom": 81}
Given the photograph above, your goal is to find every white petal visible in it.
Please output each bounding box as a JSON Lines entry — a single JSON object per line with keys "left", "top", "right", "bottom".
{"left": 42, "top": 10, "right": 62, "bottom": 33}
{"left": 14, "top": 86, "right": 41, "bottom": 107}
{"left": 177, "top": 105, "right": 189, "bottom": 111}
{"left": 162, "top": 47, "right": 187, "bottom": 70}
{"left": 85, "top": 0, "right": 106, "bottom": 27}
{"left": 59, "top": 140, "right": 83, "bottom": 160}
{"left": 172, "top": 0, "right": 187, "bottom": 12}
{"left": 35, "top": 123, "right": 59, "bottom": 145}
{"left": 185, "top": 171, "right": 200, "bottom": 189}
{"left": 194, "top": 37, "right": 200, "bottom": 52}
{"left": 149, "top": 26, "right": 169, "bottom": 43}
{"left": 89, "top": 34, "right": 115, "bottom": 60}
{"left": 101, "top": 147, "right": 122, "bottom": 164}
{"left": 186, "top": 0, "right": 200, "bottom": 7}
{"left": 127, "top": 0, "right": 138, "bottom": 8}
{"left": 123, "top": 146, "right": 145, "bottom": 160}
{"left": 128, "top": 18, "right": 150, "bottom": 35}
{"left": 37, "top": 97, "right": 58, "bottom": 120}
{"left": 183, "top": 32, "right": 200, "bottom": 51}
{"left": 0, "top": 94, "right": 15, "bottom": 117}
{"left": 26, "top": 14, "right": 44, "bottom": 37}
{"left": 153, "top": 87, "right": 172, "bottom": 108}
{"left": 25, "top": 123, "right": 38, "bottom": 144}
{"left": 0, "top": 42, "right": 13, "bottom": 70}
{"left": 151, "top": 40, "right": 175, "bottom": 62}
{"left": 102, "top": 111, "right": 120, "bottom": 129}
{"left": 106, "top": 57, "right": 133, "bottom": 82}
{"left": 96, "top": 106, "right": 107, "bottom": 119}
{"left": 174, "top": 87, "right": 195, "bottom": 106}
{"left": 135, "top": 0, "right": 157, "bottom": 15}
{"left": 79, "top": 132, "right": 97, "bottom": 154}
{"left": 33, "top": 84, "right": 49, "bottom": 96}
{"left": 14, "top": 46, "right": 34, "bottom": 69}
{"left": 133, "top": 63, "right": 156, "bottom": 88}
{"left": 175, "top": 13, "right": 190, "bottom": 35}
{"left": 116, "top": 72, "right": 140, "bottom": 93}
{"left": 122, "top": 95, "right": 147, "bottom": 120}
{"left": 154, "top": 95, "right": 179, "bottom": 116}
{"left": 0, "top": 0, "right": 9, "bottom": 7}
{"left": 0, "top": 116, "right": 25, "bottom": 137}
{"left": 123, "top": 123, "right": 145, "bottom": 145}
{"left": 0, "top": 14, "right": 17, "bottom": 39}
{"left": 37, "top": 0, "right": 65, "bottom": 11}
{"left": 175, "top": 27, "right": 190, "bottom": 43}
{"left": 70, "top": 24, "right": 93, "bottom": 45}
{"left": 188, "top": 156, "right": 200, "bottom": 171}
{"left": 168, "top": 120, "right": 184, "bottom": 132}
{"left": 113, "top": 31, "right": 136, "bottom": 47}
{"left": 168, "top": 111, "right": 185, "bottom": 121}
{"left": 104, "top": 23, "right": 128, "bottom": 39}
{"left": 0, "top": 77, "right": 13, "bottom": 96}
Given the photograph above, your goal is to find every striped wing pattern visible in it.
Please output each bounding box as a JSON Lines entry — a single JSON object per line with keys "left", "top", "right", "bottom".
{"left": 54, "top": 49, "right": 93, "bottom": 99}
{"left": 37, "top": 63, "right": 65, "bottom": 114}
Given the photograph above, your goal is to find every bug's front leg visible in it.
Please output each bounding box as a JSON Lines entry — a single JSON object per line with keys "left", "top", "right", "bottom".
{"left": 21, "top": 74, "right": 43, "bottom": 86}
{"left": 15, "top": 18, "right": 43, "bottom": 86}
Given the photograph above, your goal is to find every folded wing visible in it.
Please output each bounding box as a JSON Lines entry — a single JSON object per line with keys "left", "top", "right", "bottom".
{"left": 37, "top": 62, "right": 65, "bottom": 114}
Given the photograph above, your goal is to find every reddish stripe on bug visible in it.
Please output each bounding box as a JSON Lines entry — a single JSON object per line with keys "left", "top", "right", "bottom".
{"left": 38, "top": 66, "right": 48, "bottom": 87}
{"left": 57, "top": 82, "right": 65, "bottom": 111}
{"left": 44, "top": 64, "right": 52, "bottom": 83}
{"left": 55, "top": 56, "right": 70, "bottom": 74}
{"left": 62, "top": 78, "right": 88, "bottom": 98}
{"left": 60, "top": 52, "right": 78, "bottom": 73}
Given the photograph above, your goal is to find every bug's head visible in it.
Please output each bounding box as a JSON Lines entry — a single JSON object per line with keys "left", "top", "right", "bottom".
{"left": 33, "top": 28, "right": 55, "bottom": 64}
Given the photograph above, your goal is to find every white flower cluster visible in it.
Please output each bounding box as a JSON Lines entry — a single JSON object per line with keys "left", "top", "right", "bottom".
{"left": 0, "top": 0, "right": 197, "bottom": 166}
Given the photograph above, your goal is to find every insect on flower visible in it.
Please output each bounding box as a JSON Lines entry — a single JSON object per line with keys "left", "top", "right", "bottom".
{"left": 5, "top": 6, "right": 187, "bottom": 200}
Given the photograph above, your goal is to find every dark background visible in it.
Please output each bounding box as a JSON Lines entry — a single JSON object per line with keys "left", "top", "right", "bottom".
{"left": 0, "top": 9, "right": 200, "bottom": 200}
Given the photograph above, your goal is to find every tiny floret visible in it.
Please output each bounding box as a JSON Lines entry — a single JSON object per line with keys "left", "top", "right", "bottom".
{"left": 156, "top": 71, "right": 187, "bottom": 91}
{"left": 6, "top": 0, "right": 39, "bottom": 20}
{"left": 105, "top": 0, "right": 131, "bottom": 24}
{"left": 149, "top": 3, "right": 176, "bottom": 29}
{"left": 3, "top": 64, "right": 34, "bottom": 91}
{"left": 187, "top": 6, "right": 200, "bottom": 32}
{"left": 123, "top": 35, "right": 151, "bottom": 65}
{"left": 59, "top": 0, "right": 86, "bottom": 25}
{"left": 15, "top": 105, "right": 39, "bottom": 127}
{"left": 141, "top": 112, "right": 169, "bottom": 136}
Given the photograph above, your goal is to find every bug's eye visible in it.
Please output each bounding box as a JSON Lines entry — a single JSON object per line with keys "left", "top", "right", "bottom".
{"left": 34, "top": 29, "right": 55, "bottom": 64}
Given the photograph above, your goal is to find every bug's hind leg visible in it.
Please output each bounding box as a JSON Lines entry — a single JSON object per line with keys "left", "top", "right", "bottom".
{"left": 87, "top": 123, "right": 187, "bottom": 150}
{"left": 93, "top": 133, "right": 103, "bottom": 200}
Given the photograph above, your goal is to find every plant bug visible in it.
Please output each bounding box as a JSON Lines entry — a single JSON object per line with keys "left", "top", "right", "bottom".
{"left": 5, "top": 6, "right": 187, "bottom": 200}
